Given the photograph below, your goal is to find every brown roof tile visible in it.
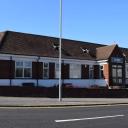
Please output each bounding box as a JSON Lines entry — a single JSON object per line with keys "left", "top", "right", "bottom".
{"left": 0, "top": 31, "right": 104, "bottom": 60}
{"left": 96, "top": 44, "right": 117, "bottom": 60}
{"left": 0, "top": 31, "right": 128, "bottom": 62}
{"left": 0, "top": 32, "right": 6, "bottom": 47}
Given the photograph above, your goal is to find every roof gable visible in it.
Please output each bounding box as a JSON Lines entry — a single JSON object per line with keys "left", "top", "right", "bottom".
{"left": 121, "top": 48, "right": 128, "bottom": 62}
{"left": 0, "top": 32, "right": 6, "bottom": 47}
{"left": 110, "top": 45, "right": 124, "bottom": 58}
{"left": 96, "top": 44, "right": 117, "bottom": 60}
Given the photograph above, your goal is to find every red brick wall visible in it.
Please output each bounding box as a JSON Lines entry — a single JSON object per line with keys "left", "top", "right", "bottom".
{"left": 103, "top": 64, "right": 109, "bottom": 79}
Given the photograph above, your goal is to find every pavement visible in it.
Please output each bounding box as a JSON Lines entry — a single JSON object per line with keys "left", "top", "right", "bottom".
{"left": 0, "top": 97, "right": 128, "bottom": 107}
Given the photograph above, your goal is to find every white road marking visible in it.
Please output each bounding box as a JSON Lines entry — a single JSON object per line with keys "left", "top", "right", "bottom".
{"left": 55, "top": 115, "right": 124, "bottom": 123}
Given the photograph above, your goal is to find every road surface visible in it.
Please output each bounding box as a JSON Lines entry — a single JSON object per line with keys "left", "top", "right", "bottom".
{"left": 0, "top": 105, "right": 128, "bottom": 128}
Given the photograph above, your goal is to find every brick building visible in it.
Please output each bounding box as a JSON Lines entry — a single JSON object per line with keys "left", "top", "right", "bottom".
{"left": 0, "top": 31, "right": 128, "bottom": 89}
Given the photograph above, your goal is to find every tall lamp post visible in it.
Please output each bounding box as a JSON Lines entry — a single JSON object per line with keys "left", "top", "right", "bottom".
{"left": 59, "top": 0, "right": 62, "bottom": 101}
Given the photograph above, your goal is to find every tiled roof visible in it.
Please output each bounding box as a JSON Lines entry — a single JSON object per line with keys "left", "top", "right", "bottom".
{"left": 0, "top": 31, "right": 103, "bottom": 60}
{"left": 96, "top": 44, "right": 117, "bottom": 60}
{"left": 0, "top": 30, "right": 128, "bottom": 62}
{"left": 0, "top": 32, "right": 6, "bottom": 46}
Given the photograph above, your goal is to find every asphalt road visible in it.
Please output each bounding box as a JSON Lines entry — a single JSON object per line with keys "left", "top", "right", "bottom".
{"left": 0, "top": 105, "right": 128, "bottom": 128}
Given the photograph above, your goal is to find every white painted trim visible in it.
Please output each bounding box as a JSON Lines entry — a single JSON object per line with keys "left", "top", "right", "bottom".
{"left": 39, "top": 57, "right": 97, "bottom": 65}
{"left": 15, "top": 61, "right": 32, "bottom": 79}
{"left": 62, "top": 58, "right": 96, "bottom": 64}
{"left": 0, "top": 53, "right": 97, "bottom": 65}
{"left": 98, "top": 62, "right": 108, "bottom": 65}
{"left": 0, "top": 79, "right": 108, "bottom": 87}
{"left": 55, "top": 63, "right": 59, "bottom": 79}
{"left": 43, "top": 62, "right": 49, "bottom": 79}
{"left": 97, "top": 60, "right": 108, "bottom": 65}
{"left": 0, "top": 55, "right": 10, "bottom": 60}
{"left": 125, "top": 63, "right": 128, "bottom": 78}
{"left": 97, "top": 60, "right": 108, "bottom": 63}
{"left": 69, "top": 63, "right": 81, "bottom": 79}
{"left": 89, "top": 65, "right": 94, "bottom": 79}
{"left": 0, "top": 53, "right": 38, "bottom": 61}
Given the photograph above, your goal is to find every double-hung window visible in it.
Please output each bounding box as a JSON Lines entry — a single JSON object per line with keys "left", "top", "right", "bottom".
{"left": 112, "top": 65, "right": 122, "bottom": 84}
{"left": 43, "top": 62, "right": 49, "bottom": 79}
{"left": 126, "top": 65, "right": 128, "bottom": 84}
{"left": 15, "top": 61, "right": 32, "bottom": 78}
{"left": 89, "top": 65, "right": 94, "bottom": 79}
{"left": 100, "top": 65, "right": 104, "bottom": 78}
{"left": 70, "top": 64, "right": 81, "bottom": 78}
{"left": 55, "top": 63, "right": 59, "bottom": 78}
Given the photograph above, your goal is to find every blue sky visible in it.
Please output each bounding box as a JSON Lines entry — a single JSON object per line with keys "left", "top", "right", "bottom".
{"left": 0, "top": 0, "right": 128, "bottom": 47}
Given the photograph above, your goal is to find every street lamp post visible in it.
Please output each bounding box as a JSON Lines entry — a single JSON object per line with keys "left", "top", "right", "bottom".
{"left": 59, "top": 0, "right": 62, "bottom": 101}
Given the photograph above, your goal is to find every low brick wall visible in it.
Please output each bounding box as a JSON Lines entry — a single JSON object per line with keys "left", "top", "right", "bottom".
{"left": 0, "top": 86, "right": 128, "bottom": 98}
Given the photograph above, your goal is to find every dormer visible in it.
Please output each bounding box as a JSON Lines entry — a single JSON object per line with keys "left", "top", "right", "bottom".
{"left": 80, "top": 47, "right": 90, "bottom": 54}
{"left": 52, "top": 42, "right": 59, "bottom": 50}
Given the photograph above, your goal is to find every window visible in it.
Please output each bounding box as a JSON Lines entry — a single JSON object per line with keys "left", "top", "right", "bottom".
{"left": 24, "top": 62, "right": 32, "bottom": 77}
{"left": 117, "top": 68, "right": 122, "bottom": 77}
{"left": 112, "top": 65, "right": 122, "bottom": 77}
{"left": 43, "top": 62, "right": 49, "bottom": 79}
{"left": 118, "top": 79, "right": 122, "bottom": 84}
{"left": 89, "top": 65, "right": 94, "bottom": 79}
{"left": 15, "top": 61, "right": 32, "bottom": 78}
{"left": 126, "top": 79, "right": 128, "bottom": 84}
{"left": 100, "top": 65, "right": 104, "bottom": 78}
{"left": 70, "top": 64, "right": 81, "bottom": 78}
{"left": 126, "top": 65, "right": 128, "bottom": 78}
{"left": 127, "top": 67, "right": 128, "bottom": 72}
{"left": 52, "top": 43, "right": 59, "bottom": 50}
{"left": 111, "top": 57, "right": 123, "bottom": 63}
{"left": 55, "top": 63, "right": 59, "bottom": 78}
{"left": 112, "top": 65, "right": 123, "bottom": 84}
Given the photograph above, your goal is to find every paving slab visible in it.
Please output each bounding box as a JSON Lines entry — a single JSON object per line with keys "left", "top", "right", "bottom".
{"left": 0, "top": 97, "right": 128, "bottom": 107}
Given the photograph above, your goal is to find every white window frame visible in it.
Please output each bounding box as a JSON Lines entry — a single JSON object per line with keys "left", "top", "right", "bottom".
{"left": 70, "top": 63, "right": 81, "bottom": 79}
{"left": 89, "top": 65, "right": 94, "bottom": 79}
{"left": 15, "top": 61, "right": 32, "bottom": 78}
{"left": 43, "top": 62, "right": 49, "bottom": 79}
{"left": 125, "top": 64, "right": 128, "bottom": 78}
{"left": 55, "top": 63, "right": 59, "bottom": 79}
{"left": 112, "top": 64, "right": 123, "bottom": 84}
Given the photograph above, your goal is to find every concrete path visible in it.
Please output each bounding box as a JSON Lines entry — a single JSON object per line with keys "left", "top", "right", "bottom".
{"left": 0, "top": 97, "right": 128, "bottom": 107}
